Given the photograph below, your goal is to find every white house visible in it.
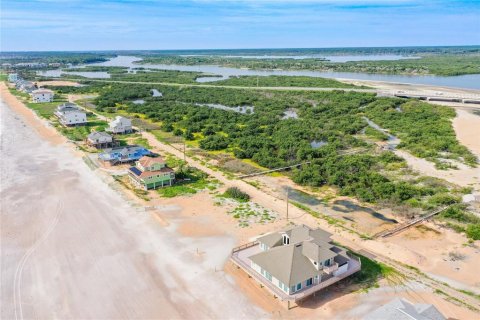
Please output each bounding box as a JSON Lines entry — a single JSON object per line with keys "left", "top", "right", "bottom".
{"left": 107, "top": 116, "right": 132, "bottom": 134}
{"left": 8, "top": 73, "right": 18, "bottom": 82}
{"left": 55, "top": 103, "right": 87, "bottom": 126}
{"left": 31, "top": 89, "right": 54, "bottom": 103}
{"left": 86, "top": 131, "right": 115, "bottom": 148}
{"left": 231, "top": 225, "right": 361, "bottom": 303}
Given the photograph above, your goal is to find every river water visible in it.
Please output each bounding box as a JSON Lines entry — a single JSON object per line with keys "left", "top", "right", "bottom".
{"left": 39, "top": 55, "right": 480, "bottom": 90}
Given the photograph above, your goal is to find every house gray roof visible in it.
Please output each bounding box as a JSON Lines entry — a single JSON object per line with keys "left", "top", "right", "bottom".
{"left": 57, "top": 102, "right": 80, "bottom": 112}
{"left": 363, "top": 298, "right": 446, "bottom": 320}
{"left": 257, "top": 225, "right": 332, "bottom": 249}
{"left": 302, "top": 241, "right": 337, "bottom": 263}
{"left": 250, "top": 225, "right": 341, "bottom": 287}
{"left": 87, "top": 131, "right": 112, "bottom": 140}
{"left": 250, "top": 242, "right": 321, "bottom": 287}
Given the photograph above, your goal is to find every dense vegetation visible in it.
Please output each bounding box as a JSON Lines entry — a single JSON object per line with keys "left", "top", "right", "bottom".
{"left": 140, "top": 54, "right": 480, "bottom": 76}
{"left": 51, "top": 66, "right": 361, "bottom": 89}
{"left": 0, "top": 52, "right": 112, "bottom": 66}
{"left": 138, "top": 46, "right": 480, "bottom": 57}
{"left": 364, "top": 99, "right": 477, "bottom": 166}
{"left": 212, "top": 75, "right": 366, "bottom": 88}
{"left": 59, "top": 66, "right": 209, "bottom": 84}
{"left": 9, "top": 71, "right": 479, "bottom": 238}
{"left": 76, "top": 84, "right": 473, "bottom": 214}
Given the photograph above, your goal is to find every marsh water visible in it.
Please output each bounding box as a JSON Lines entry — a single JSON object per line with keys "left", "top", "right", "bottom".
{"left": 180, "top": 54, "right": 419, "bottom": 62}
{"left": 39, "top": 55, "right": 480, "bottom": 89}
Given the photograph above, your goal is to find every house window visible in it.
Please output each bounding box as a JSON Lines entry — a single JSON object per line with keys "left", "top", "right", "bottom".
{"left": 325, "top": 259, "right": 331, "bottom": 267}
{"left": 291, "top": 286, "right": 296, "bottom": 293}
{"left": 296, "top": 283, "right": 302, "bottom": 291}
{"left": 282, "top": 234, "right": 290, "bottom": 245}
{"left": 306, "top": 278, "right": 313, "bottom": 287}
{"left": 262, "top": 270, "right": 272, "bottom": 282}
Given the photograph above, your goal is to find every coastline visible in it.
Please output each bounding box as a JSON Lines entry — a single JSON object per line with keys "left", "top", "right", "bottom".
{"left": 0, "top": 84, "right": 267, "bottom": 319}
{"left": 1, "top": 82, "right": 479, "bottom": 319}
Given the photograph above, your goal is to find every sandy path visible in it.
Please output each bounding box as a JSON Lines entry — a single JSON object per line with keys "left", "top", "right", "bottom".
{"left": 394, "top": 149, "right": 480, "bottom": 190}
{"left": 35, "top": 80, "right": 81, "bottom": 87}
{"left": 453, "top": 108, "right": 480, "bottom": 158}
{"left": 0, "top": 94, "right": 265, "bottom": 318}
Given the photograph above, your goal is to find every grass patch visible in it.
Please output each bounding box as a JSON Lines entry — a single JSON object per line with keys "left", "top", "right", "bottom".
{"left": 56, "top": 119, "right": 108, "bottom": 141}
{"left": 157, "top": 167, "right": 216, "bottom": 198}
{"left": 25, "top": 102, "right": 59, "bottom": 119}
{"left": 352, "top": 254, "right": 401, "bottom": 289}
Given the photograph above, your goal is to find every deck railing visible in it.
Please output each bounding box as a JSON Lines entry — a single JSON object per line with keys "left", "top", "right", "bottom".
{"left": 323, "top": 262, "right": 339, "bottom": 274}
{"left": 231, "top": 240, "right": 258, "bottom": 254}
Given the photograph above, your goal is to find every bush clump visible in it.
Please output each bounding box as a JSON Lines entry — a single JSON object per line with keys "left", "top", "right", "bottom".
{"left": 224, "top": 187, "right": 250, "bottom": 202}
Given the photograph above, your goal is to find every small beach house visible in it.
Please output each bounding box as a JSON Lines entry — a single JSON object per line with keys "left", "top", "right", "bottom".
{"left": 98, "top": 145, "right": 152, "bottom": 165}
{"left": 55, "top": 103, "right": 87, "bottom": 126}
{"left": 107, "top": 116, "right": 133, "bottom": 134}
{"left": 129, "top": 156, "right": 175, "bottom": 189}
{"left": 31, "top": 88, "right": 54, "bottom": 103}
{"left": 86, "top": 131, "right": 116, "bottom": 149}
{"left": 231, "top": 225, "right": 361, "bottom": 304}
{"left": 16, "top": 80, "right": 36, "bottom": 93}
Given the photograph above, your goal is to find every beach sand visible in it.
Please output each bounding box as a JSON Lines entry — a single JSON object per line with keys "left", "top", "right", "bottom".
{"left": 453, "top": 108, "right": 480, "bottom": 158}
{"left": 0, "top": 88, "right": 265, "bottom": 319}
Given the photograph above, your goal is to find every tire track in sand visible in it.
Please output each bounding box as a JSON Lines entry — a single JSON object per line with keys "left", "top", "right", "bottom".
{"left": 13, "top": 200, "right": 64, "bottom": 320}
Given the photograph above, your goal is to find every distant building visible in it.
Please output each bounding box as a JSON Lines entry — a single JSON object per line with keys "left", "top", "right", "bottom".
{"left": 129, "top": 156, "right": 175, "bottom": 189}
{"left": 98, "top": 145, "right": 152, "bottom": 165}
{"left": 16, "top": 80, "right": 36, "bottom": 93}
{"left": 231, "top": 225, "right": 361, "bottom": 304}
{"left": 8, "top": 73, "right": 18, "bottom": 82}
{"left": 364, "top": 298, "right": 446, "bottom": 320}
{"left": 31, "top": 88, "right": 54, "bottom": 103}
{"left": 86, "top": 131, "right": 115, "bottom": 149}
{"left": 55, "top": 103, "right": 87, "bottom": 126}
{"left": 107, "top": 116, "right": 132, "bottom": 134}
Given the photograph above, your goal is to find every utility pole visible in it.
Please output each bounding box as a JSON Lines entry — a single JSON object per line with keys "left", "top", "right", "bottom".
{"left": 286, "top": 187, "right": 289, "bottom": 221}
{"left": 183, "top": 139, "right": 186, "bottom": 163}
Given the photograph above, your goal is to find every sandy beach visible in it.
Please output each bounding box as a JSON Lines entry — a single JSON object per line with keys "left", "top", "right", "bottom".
{"left": 0, "top": 91, "right": 265, "bottom": 319}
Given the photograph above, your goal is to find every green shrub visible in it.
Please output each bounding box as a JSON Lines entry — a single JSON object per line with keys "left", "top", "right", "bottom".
{"left": 466, "top": 224, "right": 480, "bottom": 240}
{"left": 224, "top": 187, "right": 250, "bottom": 202}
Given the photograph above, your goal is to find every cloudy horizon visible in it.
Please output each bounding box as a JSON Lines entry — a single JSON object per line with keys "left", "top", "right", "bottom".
{"left": 1, "top": 0, "right": 479, "bottom": 51}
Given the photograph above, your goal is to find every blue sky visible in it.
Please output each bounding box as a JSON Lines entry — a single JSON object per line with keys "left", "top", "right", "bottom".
{"left": 1, "top": 0, "right": 479, "bottom": 51}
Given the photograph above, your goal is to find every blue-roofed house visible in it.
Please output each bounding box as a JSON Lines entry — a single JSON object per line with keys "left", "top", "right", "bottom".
{"left": 98, "top": 145, "right": 152, "bottom": 165}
